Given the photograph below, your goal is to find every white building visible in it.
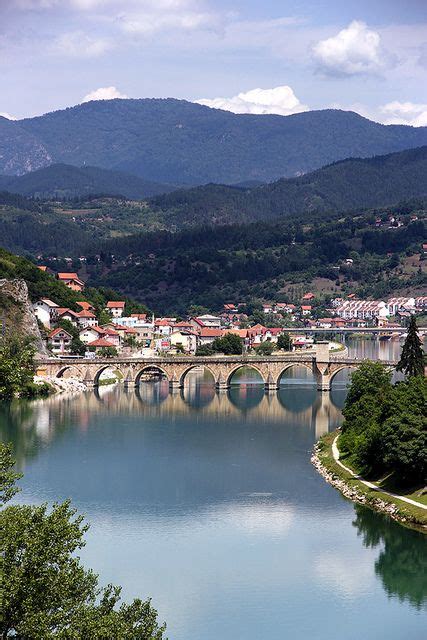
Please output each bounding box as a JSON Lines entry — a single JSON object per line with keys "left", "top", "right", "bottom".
{"left": 106, "top": 301, "right": 125, "bottom": 318}
{"left": 32, "top": 299, "right": 59, "bottom": 328}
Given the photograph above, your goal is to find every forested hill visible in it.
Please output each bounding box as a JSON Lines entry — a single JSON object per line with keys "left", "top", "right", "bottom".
{"left": 2, "top": 100, "right": 427, "bottom": 183}
{"left": 150, "top": 146, "right": 427, "bottom": 226}
{"left": 0, "top": 164, "right": 175, "bottom": 199}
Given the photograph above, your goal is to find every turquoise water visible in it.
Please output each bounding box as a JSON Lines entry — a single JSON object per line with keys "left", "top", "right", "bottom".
{"left": 1, "top": 346, "right": 426, "bottom": 639}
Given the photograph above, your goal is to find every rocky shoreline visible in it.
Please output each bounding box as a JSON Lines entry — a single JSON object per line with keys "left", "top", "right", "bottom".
{"left": 311, "top": 436, "right": 426, "bottom": 533}
{"left": 34, "top": 376, "right": 87, "bottom": 394}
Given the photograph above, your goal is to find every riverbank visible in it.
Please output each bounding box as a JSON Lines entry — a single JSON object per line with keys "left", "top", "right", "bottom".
{"left": 312, "top": 431, "right": 427, "bottom": 533}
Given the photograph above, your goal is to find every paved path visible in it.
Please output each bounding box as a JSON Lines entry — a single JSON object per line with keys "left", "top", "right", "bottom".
{"left": 332, "top": 434, "right": 427, "bottom": 511}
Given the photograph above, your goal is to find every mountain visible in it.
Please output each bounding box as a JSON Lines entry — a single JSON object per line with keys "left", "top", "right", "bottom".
{"left": 150, "top": 146, "right": 427, "bottom": 226}
{"left": 0, "top": 163, "right": 176, "bottom": 199}
{"left": 2, "top": 99, "right": 427, "bottom": 183}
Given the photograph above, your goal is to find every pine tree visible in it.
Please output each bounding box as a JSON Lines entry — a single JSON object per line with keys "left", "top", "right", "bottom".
{"left": 397, "top": 315, "right": 425, "bottom": 377}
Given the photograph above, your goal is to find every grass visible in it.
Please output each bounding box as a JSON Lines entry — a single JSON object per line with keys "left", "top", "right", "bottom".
{"left": 317, "top": 432, "right": 427, "bottom": 532}
{"left": 339, "top": 448, "right": 427, "bottom": 507}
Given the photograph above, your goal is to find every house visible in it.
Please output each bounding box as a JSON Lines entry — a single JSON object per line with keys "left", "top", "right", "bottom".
{"left": 316, "top": 318, "right": 333, "bottom": 329}
{"left": 57, "top": 272, "right": 85, "bottom": 292}
{"left": 37, "top": 265, "right": 48, "bottom": 272}
{"left": 56, "top": 308, "right": 80, "bottom": 326}
{"left": 48, "top": 327, "right": 72, "bottom": 354}
{"left": 154, "top": 319, "right": 174, "bottom": 336}
{"left": 76, "top": 301, "right": 95, "bottom": 312}
{"left": 32, "top": 298, "right": 59, "bottom": 328}
{"left": 302, "top": 292, "right": 315, "bottom": 301}
{"left": 197, "top": 327, "right": 224, "bottom": 345}
{"left": 79, "top": 326, "right": 107, "bottom": 344}
{"left": 223, "top": 303, "right": 238, "bottom": 313}
{"left": 100, "top": 326, "right": 121, "bottom": 348}
{"left": 77, "top": 310, "right": 98, "bottom": 328}
{"left": 262, "top": 303, "right": 275, "bottom": 315}
{"left": 87, "top": 337, "right": 116, "bottom": 353}
{"left": 194, "top": 314, "right": 222, "bottom": 328}
{"left": 170, "top": 330, "right": 198, "bottom": 354}
{"left": 301, "top": 305, "right": 312, "bottom": 316}
{"left": 246, "top": 324, "right": 267, "bottom": 347}
{"left": 172, "top": 321, "right": 194, "bottom": 333}
{"left": 106, "top": 301, "right": 125, "bottom": 318}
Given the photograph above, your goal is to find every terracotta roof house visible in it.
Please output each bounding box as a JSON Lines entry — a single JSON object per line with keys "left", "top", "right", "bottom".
{"left": 198, "top": 327, "right": 224, "bottom": 345}
{"left": 106, "top": 301, "right": 126, "bottom": 318}
{"left": 87, "top": 338, "right": 116, "bottom": 351}
{"left": 77, "top": 310, "right": 98, "bottom": 328}
{"left": 302, "top": 292, "right": 315, "bottom": 300}
{"left": 76, "top": 301, "right": 95, "bottom": 311}
{"left": 48, "top": 327, "right": 72, "bottom": 354}
{"left": 57, "top": 272, "right": 85, "bottom": 292}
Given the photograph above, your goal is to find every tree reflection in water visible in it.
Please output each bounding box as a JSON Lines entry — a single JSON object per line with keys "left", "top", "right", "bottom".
{"left": 353, "top": 504, "right": 427, "bottom": 609}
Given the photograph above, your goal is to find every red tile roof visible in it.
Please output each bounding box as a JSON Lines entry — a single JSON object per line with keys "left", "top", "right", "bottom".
{"left": 76, "top": 301, "right": 94, "bottom": 310}
{"left": 48, "top": 327, "right": 72, "bottom": 338}
{"left": 58, "top": 272, "right": 79, "bottom": 279}
{"left": 77, "top": 310, "right": 96, "bottom": 318}
{"left": 199, "top": 328, "right": 224, "bottom": 337}
{"left": 106, "top": 301, "right": 125, "bottom": 308}
{"left": 87, "top": 338, "right": 115, "bottom": 347}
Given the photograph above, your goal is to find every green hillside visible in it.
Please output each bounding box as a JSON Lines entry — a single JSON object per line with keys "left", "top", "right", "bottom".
{"left": 2, "top": 100, "right": 427, "bottom": 183}
{"left": 87, "top": 201, "right": 427, "bottom": 314}
{"left": 151, "top": 146, "right": 427, "bottom": 226}
{"left": 0, "top": 163, "right": 175, "bottom": 199}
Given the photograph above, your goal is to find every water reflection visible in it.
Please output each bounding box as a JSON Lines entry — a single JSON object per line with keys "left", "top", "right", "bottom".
{"left": 353, "top": 504, "right": 427, "bottom": 608}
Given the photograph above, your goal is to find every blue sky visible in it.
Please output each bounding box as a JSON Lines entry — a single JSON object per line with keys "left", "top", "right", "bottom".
{"left": 1, "top": 0, "right": 427, "bottom": 124}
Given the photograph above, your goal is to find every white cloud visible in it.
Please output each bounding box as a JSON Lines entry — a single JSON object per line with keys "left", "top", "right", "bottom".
{"left": 380, "top": 101, "right": 427, "bottom": 126}
{"left": 82, "top": 86, "right": 128, "bottom": 102}
{"left": 54, "top": 31, "right": 112, "bottom": 57}
{"left": 196, "top": 85, "right": 309, "bottom": 116}
{"left": 0, "top": 112, "right": 17, "bottom": 120}
{"left": 313, "top": 20, "right": 385, "bottom": 76}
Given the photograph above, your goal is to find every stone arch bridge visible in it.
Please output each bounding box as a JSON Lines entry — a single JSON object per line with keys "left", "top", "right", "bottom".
{"left": 36, "top": 343, "right": 399, "bottom": 392}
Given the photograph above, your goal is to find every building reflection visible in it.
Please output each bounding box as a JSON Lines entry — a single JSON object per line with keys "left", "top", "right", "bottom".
{"left": 0, "top": 374, "right": 346, "bottom": 470}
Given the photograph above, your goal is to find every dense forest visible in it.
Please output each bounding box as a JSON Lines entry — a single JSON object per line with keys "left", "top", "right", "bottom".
{"left": 150, "top": 146, "right": 427, "bottom": 226}
{"left": 0, "top": 164, "right": 175, "bottom": 200}
{"left": 2, "top": 100, "right": 427, "bottom": 183}
{"left": 85, "top": 202, "right": 426, "bottom": 314}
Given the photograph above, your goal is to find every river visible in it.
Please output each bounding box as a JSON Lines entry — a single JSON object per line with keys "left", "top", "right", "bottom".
{"left": 1, "top": 338, "right": 426, "bottom": 639}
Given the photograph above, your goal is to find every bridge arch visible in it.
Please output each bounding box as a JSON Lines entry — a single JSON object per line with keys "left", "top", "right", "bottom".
{"left": 135, "top": 365, "right": 169, "bottom": 386}
{"left": 329, "top": 364, "right": 358, "bottom": 386}
{"left": 179, "top": 364, "right": 216, "bottom": 387}
{"left": 56, "top": 364, "right": 83, "bottom": 379}
{"left": 277, "top": 362, "right": 315, "bottom": 386}
{"left": 93, "top": 364, "right": 124, "bottom": 386}
{"left": 227, "top": 364, "right": 266, "bottom": 386}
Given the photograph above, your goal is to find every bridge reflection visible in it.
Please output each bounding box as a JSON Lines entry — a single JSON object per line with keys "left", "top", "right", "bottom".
{"left": 0, "top": 378, "right": 346, "bottom": 469}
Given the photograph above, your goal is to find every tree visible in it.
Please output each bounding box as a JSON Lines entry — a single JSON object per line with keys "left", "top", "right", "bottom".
{"left": 0, "top": 443, "right": 167, "bottom": 639}
{"left": 277, "top": 333, "right": 292, "bottom": 351}
{"left": 97, "top": 346, "right": 118, "bottom": 358}
{"left": 0, "top": 337, "right": 48, "bottom": 399}
{"left": 58, "top": 319, "right": 86, "bottom": 356}
{"left": 255, "top": 341, "right": 275, "bottom": 355}
{"left": 397, "top": 315, "right": 425, "bottom": 377}
{"left": 211, "top": 334, "right": 243, "bottom": 355}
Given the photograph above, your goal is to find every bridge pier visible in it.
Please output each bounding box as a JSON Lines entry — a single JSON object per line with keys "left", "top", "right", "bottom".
{"left": 169, "top": 376, "right": 183, "bottom": 391}
{"left": 265, "top": 372, "right": 278, "bottom": 392}
{"left": 314, "top": 341, "right": 331, "bottom": 392}
{"left": 215, "top": 372, "right": 230, "bottom": 391}
{"left": 83, "top": 369, "right": 95, "bottom": 388}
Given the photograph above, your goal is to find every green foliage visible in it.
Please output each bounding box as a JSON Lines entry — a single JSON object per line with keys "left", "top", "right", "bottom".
{"left": 397, "top": 316, "right": 425, "bottom": 377}
{"left": 340, "top": 362, "right": 427, "bottom": 485}
{"left": 151, "top": 145, "right": 427, "bottom": 225}
{"left": 0, "top": 164, "right": 173, "bottom": 200}
{"left": 255, "top": 341, "right": 275, "bottom": 355}
{"left": 0, "top": 337, "right": 39, "bottom": 399}
{"left": 277, "top": 333, "right": 292, "bottom": 351}
{"left": 97, "top": 346, "right": 118, "bottom": 358}
{"left": 211, "top": 333, "right": 243, "bottom": 355}
{"left": 0, "top": 444, "right": 22, "bottom": 506}
{"left": 0, "top": 443, "right": 167, "bottom": 638}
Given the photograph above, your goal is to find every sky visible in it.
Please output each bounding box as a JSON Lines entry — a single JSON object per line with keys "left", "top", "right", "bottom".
{"left": 1, "top": 0, "right": 427, "bottom": 125}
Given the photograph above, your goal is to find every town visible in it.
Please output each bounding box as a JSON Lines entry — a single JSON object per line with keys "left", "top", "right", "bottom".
{"left": 33, "top": 269, "right": 427, "bottom": 357}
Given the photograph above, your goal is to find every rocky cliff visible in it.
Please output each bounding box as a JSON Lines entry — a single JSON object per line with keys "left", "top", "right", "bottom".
{"left": 0, "top": 278, "right": 49, "bottom": 355}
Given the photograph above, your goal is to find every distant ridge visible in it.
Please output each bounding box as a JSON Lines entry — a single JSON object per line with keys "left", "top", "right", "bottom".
{"left": 149, "top": 145, "right": 427, "bottom": 226}
{"left": 1, "top": 99, "right": 427, "bottom": 183}
{"left": 0, "top": 163, "right": 176, "bottom": 199}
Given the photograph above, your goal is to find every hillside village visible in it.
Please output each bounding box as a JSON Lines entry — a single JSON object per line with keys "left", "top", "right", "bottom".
{"left": 32, "top": 268, "right": 427, "bottom": 357}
